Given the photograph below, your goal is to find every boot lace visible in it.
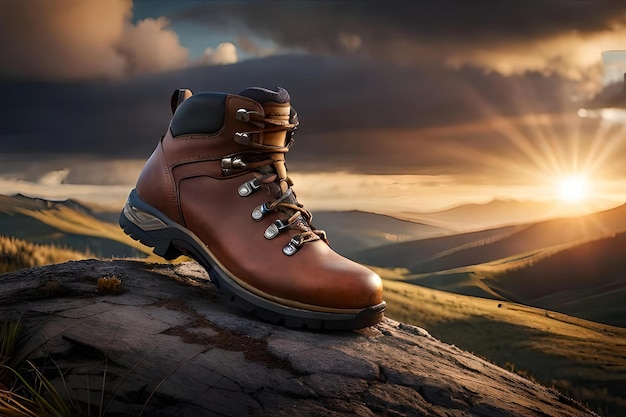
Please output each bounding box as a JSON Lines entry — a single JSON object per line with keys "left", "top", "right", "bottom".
{"left": 230, "top": 107, "right": 328, "bottom": 256}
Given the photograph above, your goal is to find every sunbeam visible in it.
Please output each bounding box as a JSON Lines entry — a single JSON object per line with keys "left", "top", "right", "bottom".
{"left": 446, "top": 75, "right": 626, "bottom": 212}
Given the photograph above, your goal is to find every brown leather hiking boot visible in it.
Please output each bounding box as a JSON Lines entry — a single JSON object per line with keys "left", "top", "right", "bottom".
{"left": 119, "top": 87, "right": 385, "bottom": 329}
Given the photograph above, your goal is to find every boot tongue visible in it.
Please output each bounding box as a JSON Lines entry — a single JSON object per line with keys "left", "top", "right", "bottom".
{"left": 238, "top": 87, "right": 291, "bottom": 147}
{"left": 240, "top": 88, "right": 312, "bottom": 231}
{"left": 239, "top": 87, "right": 293, "bottom": 191}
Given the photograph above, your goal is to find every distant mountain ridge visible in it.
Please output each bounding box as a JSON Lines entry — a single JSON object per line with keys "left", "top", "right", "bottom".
{"left": 313, "top": 210, "right": 451, "bottom": 256}
{"left": 391, "top": 198, "right": 619, "bottom": 231}
{"left": 355, "top": 203, "right": 626, "bottom": 272}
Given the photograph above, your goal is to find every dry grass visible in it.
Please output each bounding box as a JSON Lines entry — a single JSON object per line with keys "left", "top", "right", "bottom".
{"left": 96, "top": 275, "right": 122, "bottom": 295}
{"left": 0, "top": 235, "right": 88, "bottom": 274}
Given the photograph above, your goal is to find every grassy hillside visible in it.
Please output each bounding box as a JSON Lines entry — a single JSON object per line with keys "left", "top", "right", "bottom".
{"left": 381, "top": 276, "right": 626, "bottom": 417}
{"left": 0, "top": 194, "right": 155, "bottom": 259}
{"left": 0, "top": 234, "right": 88, "bottom": 274}
{"left": 485, "top": 232, "right": 626, "bottom": 327}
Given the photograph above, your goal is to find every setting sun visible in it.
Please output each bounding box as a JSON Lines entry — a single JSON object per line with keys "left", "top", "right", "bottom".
{"left": 557, "top": 175, "right": 588, "bottom": 203}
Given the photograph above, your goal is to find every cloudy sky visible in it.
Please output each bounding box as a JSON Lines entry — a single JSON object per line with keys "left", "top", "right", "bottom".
{"left": 1, "top": 0, "right": 626, "bottom": 214}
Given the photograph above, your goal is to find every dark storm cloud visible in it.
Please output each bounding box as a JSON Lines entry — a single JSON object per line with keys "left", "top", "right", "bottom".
{"left": 2, "top": 1, "right": 624, "bottom": 86}
{"left": 171, "top": 1, "right": 626, "bottom": 83}
{"left": 177, "top": 1, "right": 624, "bottom": 47}
{"left": 2, "top": 1, "right": 623, "bottom": 181}
{"left": 0, "top": 54, "right": 599, "bottom": 181}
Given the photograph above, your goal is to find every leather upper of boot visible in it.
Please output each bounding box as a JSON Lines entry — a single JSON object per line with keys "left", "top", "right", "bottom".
{"left": 136, "top": 88, "right": 383, "bottom": 311}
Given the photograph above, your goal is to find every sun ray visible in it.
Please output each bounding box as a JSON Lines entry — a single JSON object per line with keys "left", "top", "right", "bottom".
{"left": 583, "top": 120, "right": 626, "bottom": 176}
{"left": 411, "top": 73, "right": 626, "bottom": 213}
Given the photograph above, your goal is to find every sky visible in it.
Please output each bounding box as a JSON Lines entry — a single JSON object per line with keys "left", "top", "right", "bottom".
{"left": 1, "top": 0, "right": 626, "bottom": 216}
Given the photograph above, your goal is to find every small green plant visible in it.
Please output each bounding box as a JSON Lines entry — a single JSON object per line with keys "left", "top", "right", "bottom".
{"left": 0, "top": 318, "right": 76, "bottom": 417}
{"left": 1, "top": 360, "right": 75, "bottom": 417}
{"left": 96, "top": 276, "right": 122, "bottom": 295}
{"left": 0, "top": 319, "right": 23, "bottom": 383}
{"left": 0, "top": 317, "right": 164, "bottom": 416}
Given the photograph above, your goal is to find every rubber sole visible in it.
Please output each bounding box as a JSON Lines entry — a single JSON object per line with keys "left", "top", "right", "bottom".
{"left": 119, "top": 189, "right": 385, "bottom": 330}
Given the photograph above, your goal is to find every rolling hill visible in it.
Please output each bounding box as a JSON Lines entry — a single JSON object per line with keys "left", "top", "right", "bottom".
{"left": 484, "top": 232, "right": 626, "bottom": 327}
{"left": 0, "top": 193, "right": 153, "bottom": 259}
{"left": 352, "top": 223, "right": 525, "bottom": 269}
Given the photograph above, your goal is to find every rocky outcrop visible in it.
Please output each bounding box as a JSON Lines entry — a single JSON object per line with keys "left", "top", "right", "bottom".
{"left": 0, "top": 260, "right": 596, "bottom": 417}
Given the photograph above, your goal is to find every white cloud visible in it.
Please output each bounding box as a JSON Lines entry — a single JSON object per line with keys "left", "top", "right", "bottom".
{"left": 199, "top": 42, "right": 238, "bottom": 66}
{"left": 38, "top": 169, "right": 71, "bottom": 186}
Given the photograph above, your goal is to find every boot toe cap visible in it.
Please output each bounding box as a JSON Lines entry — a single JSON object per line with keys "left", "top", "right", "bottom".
{"left": 289, "top": 256, "right": 384, "bottom": 311}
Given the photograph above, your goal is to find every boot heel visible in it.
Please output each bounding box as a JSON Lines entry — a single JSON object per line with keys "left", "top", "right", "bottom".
{"left": 119, "top": 197, "right": 183, "bottom": 261}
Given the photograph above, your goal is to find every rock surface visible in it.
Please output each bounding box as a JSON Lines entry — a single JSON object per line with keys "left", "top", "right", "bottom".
{"left": 0, "top": 259, "right": 597, "bottom": 417}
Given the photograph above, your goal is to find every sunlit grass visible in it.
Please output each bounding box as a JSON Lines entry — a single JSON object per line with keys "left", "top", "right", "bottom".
{"left": 0, "top": 235, "right": 88, "bottom": 274}
{"left": 382, "top": 278, "right": 626, "bottom": 416}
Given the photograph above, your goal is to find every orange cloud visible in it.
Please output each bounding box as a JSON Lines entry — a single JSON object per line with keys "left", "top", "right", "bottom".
{"left": 118, "top": 16, "right": 189, "bottom": 76}
{"left": 445, "top": 26, "right": 626, "bottom": 93}
{"left": 0, "top": 0, "right": 234, "bottom": 80}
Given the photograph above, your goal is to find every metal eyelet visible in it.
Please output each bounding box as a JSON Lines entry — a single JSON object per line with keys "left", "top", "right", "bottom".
{"left": 221, "top": 156, "right": 246, "bottom": 169}
{"left": 238, "top": 178, "right": 261, "bottom": 197}
{"left": 252, "top": 202, "right": 272, "bottom": 221}
{"left": 235, "top": 108, "right": 250, "bottom": 122}
{"left": 221, "top": 156, "right": 247, "bottom": 175}
{"left": 282, "top": 237, "right": 302, "bottom": 256}
{"left": 233, "top": 132, "right": 251, "bottom": 146}
{"left": 264, "top": 219, "right": 288, "bottom": 239}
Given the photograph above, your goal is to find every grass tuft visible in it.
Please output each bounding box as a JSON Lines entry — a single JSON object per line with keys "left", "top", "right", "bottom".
{"left": 96, "top": 275, "right": 123, "bottom": 295}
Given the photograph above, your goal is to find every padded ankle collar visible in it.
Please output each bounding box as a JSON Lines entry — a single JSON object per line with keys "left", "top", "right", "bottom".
{"left": 170, "top": 93, "right": 227, "bottom": 137}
